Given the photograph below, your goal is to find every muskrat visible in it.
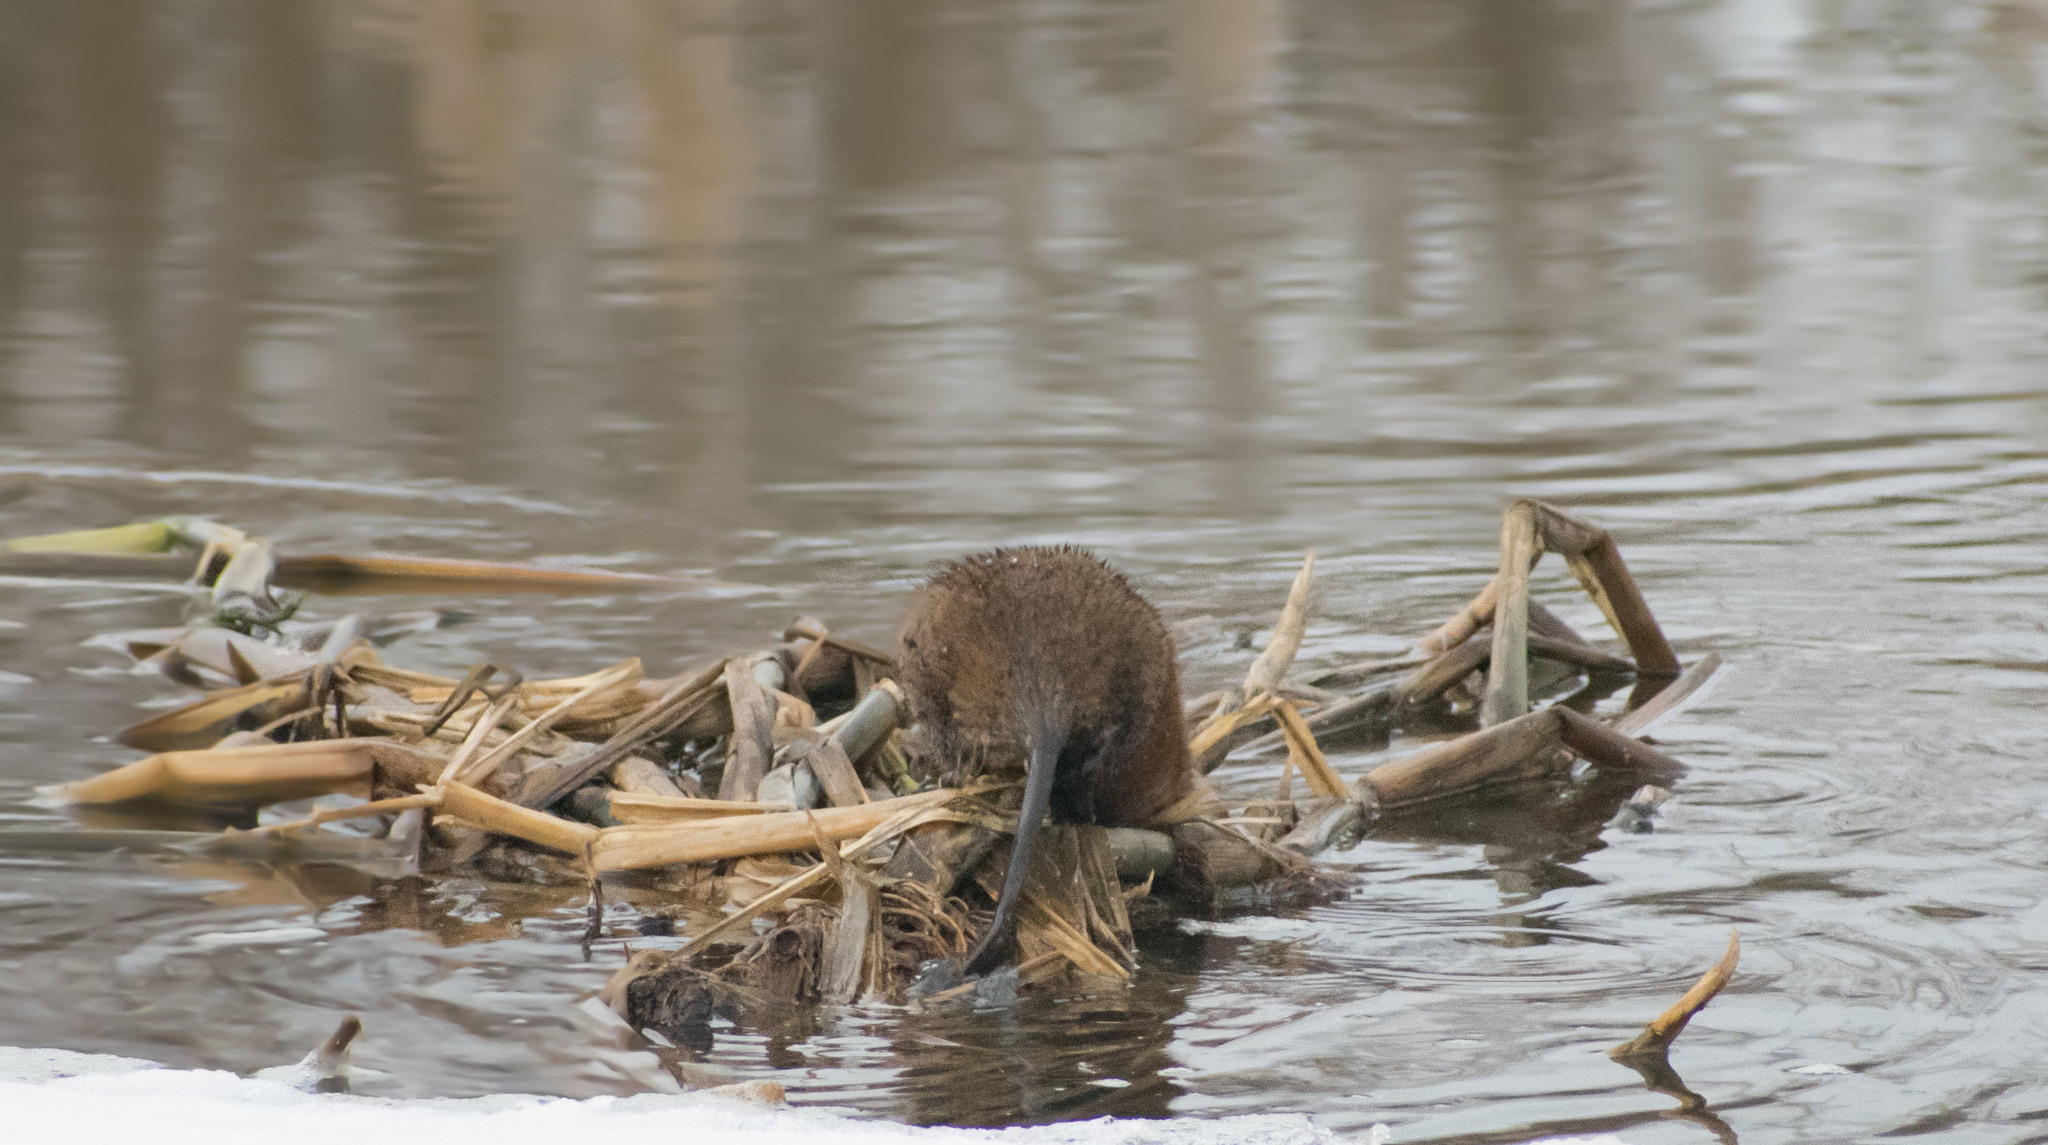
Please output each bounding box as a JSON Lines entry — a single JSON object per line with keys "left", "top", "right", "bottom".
{"left": 897, "top": 545, "right": 1195, "bottom": 974}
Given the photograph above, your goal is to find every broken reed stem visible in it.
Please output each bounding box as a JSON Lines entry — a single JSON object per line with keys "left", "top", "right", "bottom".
{"left": 664, "top": 789, "right": 964, "bottom": 961}
{"left": 434, "top": 692, "right": 521, "bottom": 787}
{"left": 241, "top": 791, "right": 441, "bottom": 837}
{"left": 1363, "top": 708, "right": 1567, "bottom": 811}
{"left": 1614, "top": 653, "right": 1721, "bottom": 737}
{"left": 1521, "top": 499, "right": 1681, "bottom": 678}
{"left": 1272, "top": 700, "right": 1347, "bottom": 799}
{"left": 1242, "top": 550, "right": 1315, "bottom": 697}
{"left": 1555, "top": 706, "right": 1688, "bottom": 774}
{"left": 1401, "top": 633, "right": 1634, "bottom": 708}
{"left": 456, "top": 661, "right": 637, "bottom": 785}
{"left": 509, "top": 657, "right": 730, "bottom": 811}
{"left": 719, "top": 654, "right": 777, "bottom": 801}
{"left": 435, "top": 779, "right": 601, "bottom": 855}
{"left": 1611, "top": 929, "right": 1740, "bottom": 1057}
{"left": 591, "top": 788, "right": 956, "bottom": 870}
{"left": 1414, "top": 575, "right": 1498, "bottom": 658}
{"left": 1188, "top": 692, "right": 1277, "bottom": 771}
{"left": 1399, "top": 636, "right": 1493, "bottom": 705}
{"left": 1481, "top": 503, "right": 1540, "bottom": 727}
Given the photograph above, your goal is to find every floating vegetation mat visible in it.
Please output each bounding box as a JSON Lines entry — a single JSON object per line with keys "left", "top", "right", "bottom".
{"left": 19, "top": 502, "right": 1733, "bottom": 1077}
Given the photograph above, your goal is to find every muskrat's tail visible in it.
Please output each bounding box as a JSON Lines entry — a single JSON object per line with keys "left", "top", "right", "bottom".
{"left": 962, "top": 734, "right": 1061, "bottom": 976}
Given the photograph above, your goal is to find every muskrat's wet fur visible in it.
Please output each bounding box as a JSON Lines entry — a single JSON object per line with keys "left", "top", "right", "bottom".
{"left": 897, "top": 545, "right": 1194, "bottom": 972}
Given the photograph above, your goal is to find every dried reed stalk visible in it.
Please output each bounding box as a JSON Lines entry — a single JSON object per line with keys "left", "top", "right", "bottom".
{"left": 605, "top": 793, "right": 785, "bottom": 824}
{"left": 116, "top": 676, "right": 309, "bottom": 752}
{"left": 1272, "top": 700, "right": 1347, "bottom": 799}
{"left": 48, "top": 739, "right": 382, "bottom": 808}
{"left": 1555, "top": 707, "right": 1688, "bottom": 774}
{"left": 1413, "top": 575, "right": 1499, "bottom": 658}
{"left": 509, "top": 657, "right": 729, "bottom": 810}
{"left": 719, "top": 654, "right": 776, "bottom": 801}
{"left": 590, "top": 787, "right": 958, "bottom": 871}
{"left": 1613, "top": 653, "right": 1721, "bottom": 737}
{"left": 1481, "top": 503, "right": 1541, "bottom": 727}
{"left": 435, "top": 779, "right": 602, "bottom": 855}
{"left": 1242, "top": 551, "right": 1315, "bottom": 697}
{"left": 1520, "top": 500, "right": 1681, "bottom": 677}
{"left": 1610, "top": 930, "right": 1740, "bottom": 1057}
{"left": 1363, "top": 708, "right": 1570, "bottom": 811}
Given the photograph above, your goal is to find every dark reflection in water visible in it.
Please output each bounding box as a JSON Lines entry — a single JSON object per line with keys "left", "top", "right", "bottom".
{"left": 4, "top": 2, "right": 2048, "bottom": 1142}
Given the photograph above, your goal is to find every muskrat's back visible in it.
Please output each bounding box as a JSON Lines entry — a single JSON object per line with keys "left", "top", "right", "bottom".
{"left": 897, "top": 545, "right": 1192, "bottom": 827}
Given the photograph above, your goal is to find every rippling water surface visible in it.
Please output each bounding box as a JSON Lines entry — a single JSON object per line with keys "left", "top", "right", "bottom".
{"left": 3, "top": 2, "right": 2048, "bottom": 1141}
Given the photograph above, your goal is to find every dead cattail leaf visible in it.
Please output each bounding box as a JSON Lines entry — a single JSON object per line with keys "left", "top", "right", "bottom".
{"left": 116, "top": 676, "right": 310, "bottom": 752}
{"left": 1272, "top": 700, "right": 1347, "bottom": 800}
{"left": 44, "top": 739, "right": 379, "bottom": 809}
{"left": 5, "top": 520, "right": 179, "bottom": 554}
{"left": 272, "top": 553, "right": 666, "bottom": 593}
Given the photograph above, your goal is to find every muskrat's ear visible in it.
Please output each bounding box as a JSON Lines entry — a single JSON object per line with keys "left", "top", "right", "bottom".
{"left": 895, "top": 586, "right": 933, "bottom": 651}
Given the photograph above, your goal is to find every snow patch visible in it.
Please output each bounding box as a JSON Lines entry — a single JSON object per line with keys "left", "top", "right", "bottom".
{"left": 2, "top": 1046, "right": 1349, "bottom": 1145}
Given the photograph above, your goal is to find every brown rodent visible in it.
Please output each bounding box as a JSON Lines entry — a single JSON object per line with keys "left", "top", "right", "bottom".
{"left": 897, "top": 545, "right": 1194, "bottom": 974}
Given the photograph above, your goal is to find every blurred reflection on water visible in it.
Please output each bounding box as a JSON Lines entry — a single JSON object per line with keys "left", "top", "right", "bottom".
{"left": 3, "top": 2, "right": 2048, "bottom": 1141}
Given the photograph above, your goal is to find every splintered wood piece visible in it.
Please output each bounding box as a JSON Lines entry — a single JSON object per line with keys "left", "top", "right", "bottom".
{"left": 589, "top": 787, "right": 958, "bottom": 871}
{"left": 1614, "top": 653, "right": 1721, "bottom": 738}
{"left": 1413, "top": 575, "right": 1499, "bottom": 659}
{"left": 1242, "top": 550, "right": 1315, "bottom": 696}
{"left": 1363, "top": 708, "right": 1569, "bottom": 811}
{"left": 1611, "top": 930, "right": 1741, "bottom": 1057}
{"left": 1481, "top": 503, "right": 1541, "bottom": 727}
{"left": 1272, "top": 701, "right": 1347, "bottom": 800}
{"left": 1168, "top": 820, "right": 1304, "bottom": 902}
{"left": 719, "top": 654, "right": 777, "bottom": 801}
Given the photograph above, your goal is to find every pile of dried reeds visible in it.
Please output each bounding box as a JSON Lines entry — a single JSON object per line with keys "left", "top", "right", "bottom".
{"left": 26, "top": 500, "right": 1721, "bottom": 1033}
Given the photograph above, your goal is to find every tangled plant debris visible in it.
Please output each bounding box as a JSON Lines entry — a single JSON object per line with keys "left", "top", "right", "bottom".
{"left": 21, "top": 502, "right": 1735, "bottom": 1099}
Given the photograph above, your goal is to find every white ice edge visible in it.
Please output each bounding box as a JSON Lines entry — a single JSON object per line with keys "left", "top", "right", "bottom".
{"left": 1, "top": 1045, "right": 1355, "bottom": 1145}
{"left": 2, "top": 1046, "right": 1633, "bottom": 1145}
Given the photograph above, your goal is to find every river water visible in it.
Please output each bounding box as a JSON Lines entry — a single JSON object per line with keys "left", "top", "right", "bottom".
{"left": 2, "top": 2, "right": 2047, "bottom": 1141}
